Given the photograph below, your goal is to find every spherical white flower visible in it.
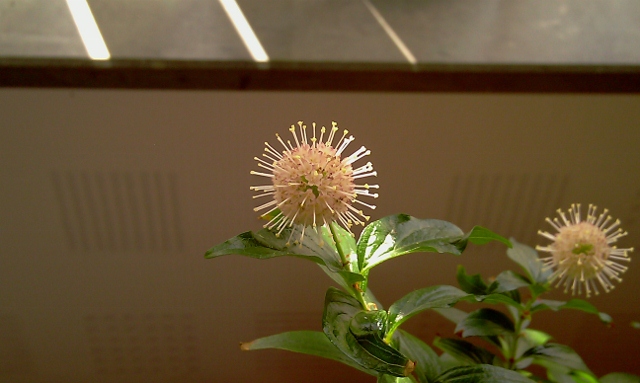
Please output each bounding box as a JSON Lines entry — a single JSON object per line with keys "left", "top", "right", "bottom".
{"left": 537, "top": 204, "right": 633, "bottom": 297}
{"left": 250, "top": 121, "right": 378, "bottom": 245}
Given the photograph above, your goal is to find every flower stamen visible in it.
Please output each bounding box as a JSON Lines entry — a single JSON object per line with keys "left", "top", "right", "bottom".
{"left": 536, "top": 204, "right": 633, "bottom": 298}
{"left": 251, "top": 121, "right": 378, "bottom": 242}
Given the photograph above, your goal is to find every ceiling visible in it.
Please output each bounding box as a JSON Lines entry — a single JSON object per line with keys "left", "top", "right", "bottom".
{"left": 2, "top": 0, "right": 640, "bottom": 64}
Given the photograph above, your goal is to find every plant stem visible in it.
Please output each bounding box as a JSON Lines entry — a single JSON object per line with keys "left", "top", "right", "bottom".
{"left": 329, "top": 221, "right": 349, "bottom": 267}
{"left": 328, "top": 222, "right": 368, "bottom": 310}
{"left": 507, "top": 316, "right": 523, "bottom": 369}
{"left": 506, "top": 299, "right": 534, "bottom": 369}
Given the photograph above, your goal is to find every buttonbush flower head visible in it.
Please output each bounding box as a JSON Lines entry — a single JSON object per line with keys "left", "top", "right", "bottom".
{"left": 250, "top": 121, "right": 378, "bottom": 245}
{"left": 537, "top": 204, "right": 633, "bottom": 297}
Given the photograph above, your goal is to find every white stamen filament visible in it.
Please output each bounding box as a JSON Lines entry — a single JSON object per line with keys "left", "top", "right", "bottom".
{"left": 537, "top": 204, "right": 633, "bottom": 297}
{"left": 251, "top": 121, "right": 377, "bottom": 243}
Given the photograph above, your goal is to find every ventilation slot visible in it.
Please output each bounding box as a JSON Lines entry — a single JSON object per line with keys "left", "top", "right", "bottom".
{"left": 446, "top": 173, "right": 569, "bottom": 246}
{"left": 52, "top": 171, "right": 184, "bottom": 253}
{"left": 83, "top": 312, "right": 200, "bottom": 377}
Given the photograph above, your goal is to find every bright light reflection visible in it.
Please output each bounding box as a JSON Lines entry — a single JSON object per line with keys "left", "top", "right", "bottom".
{"left": 362, "top": 0, "right": 416, "bottom": 65}
{"left": 65, "top": 0, "right": 110, "bottom": 60}
{"left": 218, "top": 0, "right": 269, "bottom": 63}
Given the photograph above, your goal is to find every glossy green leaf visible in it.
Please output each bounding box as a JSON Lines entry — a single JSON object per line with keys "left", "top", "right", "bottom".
{"left": 570, "top": 370, "right": 601, "bottom": 383}
{"left": 434, "top": 365, "right": 534, "bottom": 383}
{"left": 357, "top": 215, "right": 466, "bottom": 273}
{"left": 525, "top": 343, "right": 592, "bottom": 373}
{"left": 523, "top": 329, "right": 553, "bottom": 347}
{"left": 462, "top": 226, "right": 512, "bottom": 248}
{"left": 506, "top": 239, "right": 552, "bottom": 285}
{"left": 207, "top": 227, "right": 365, "bottom": 283}
{"left": 493, "top": 270, "right": 531, "bottom": 293}
{"left": 601, "top": 373, "right": 640, "bottom": 383}
{"left": 546, "top": 364, "right": 586, "bottom": 383}
{"left": 432, "top": 307, "right": 469, "bottom": 325}
{"left": 456, "top": 266, "right": 496, "bottom": 295}
{"left": 455, "top": 308, "right": 515, "bottom": 337}
{"left": 467, "top": 293, "right": 523, "bottom": 310}
{"left": 387, "top": 285, "right": 469, "bottom": 339}
{"left": 378, "top": 374, "right": 418, "bottom": 383}
{"left": 350, "top": 310, "right": 388, "bottom": 336}
{"left": 531, "top": 299, "right": 612, "bottom": 324}
{"left": 324, "top": 223, "right": 359, "bottom": 271}
{"left": 357, "top": 334, "right": 413, "bottom": 375}
{"left": 241, "top": 330, "right": 375, "bottom": 375}
{"left": 357, "top": 215, "right": 509, "bottom": 274}
{"left": 206, "top": 227, "right": 338, "bottom": 268}
{"left": 433, "top": 337, "right": 496, "bottom": 365}
{"left": 514, "top": 329, "right": 553, "bottom": 361}
{"left": 394, "top": 330, "right": 443, "bottom": 383}
{"left": 433, "top": 306, "right": 504, "bottom": 349}
{"left": 322, "top": 287, "right": 414, "bottom": 377}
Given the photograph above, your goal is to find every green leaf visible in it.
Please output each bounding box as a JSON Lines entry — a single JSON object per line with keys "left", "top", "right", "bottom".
{"left": 387, "top": 286, "right": 469, "bottom": 339}
{"left": 434, "top": 307, "right": 506, "bottom": 351}
{"left": 434, "top": 364, "right": 534, "bottom": 383}
{"left": 506, "top": 239, "right": 552, "bottom": 285}
{"left": 357, "top": 215, "right": 466, "bottom": 273}
{"left": 531, "top": 299, "right": 612, "bottom": 324}
{"left": 378, "top": 374, "right": 418, "bottom": 383}
{"left": 462, "top": 226, "right": 512, "bottom": 248}
{"left": 570, "top": 370, "right": 601, "bottom": 383}
{"left": 439, "top": 352, "right": 466, "bottom": 371}
{"left": 206, "top": 228, "right": 365, "bottom": 283}
{"left": 455, "top": 308, "right": 515, "bottom": 338}
{"left": 523, "top": 329, "right": 553, "bottom": 347}
{"left": 322, "top": 287, "right": 414, "bottom": 377}
{"left": 241, "top": 330, "right": 376, "bottom": 375}
{"left": 456, "top": 266, "right": 496, "bottom": 295}
{"left": 323, "top": 223, "right": 359, "bottom": 271}
{"left": 493, "top": 270, "right": 531, "bottom": 293}
{"left": 357, "top": 216, "right": 510, "bottom": 274}
{"left": 525, "top": 343, "right": 592, "bottom": 373}
{"left": 394, "top": 330, "right": 443, "bottom": 383}
{"left": 468, "top": 293, "right": 523, "bottom": 310}
{"left": 515, "top": 329, "right": 553, "bottom": 361}
{"left": 350, "top": 310, "right": 389, "bottom": 336}
{"left": 601, "top": 373, "right": 640, "bottom": 383}
{"left": 454, "top": 267, "right": 524, "bottom": 310}
{"left": 433, "top": 338, "right": 497, "bottom": 365}
{"left": 206, "top": 227, "right": 339, "bottom": 268}
{"left": 432, "top": 307, "right": 470, "bottom": 325}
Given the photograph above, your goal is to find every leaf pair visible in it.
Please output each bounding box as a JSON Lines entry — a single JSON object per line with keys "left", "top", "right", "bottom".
{"left": 322, "top": 284, "right": 487, "bottom": 378}
{"left": 322, "top": 287, "right": 415, "bottom": 377}
{"left": 206, "top": 215, "right": 511, "bottom": 295}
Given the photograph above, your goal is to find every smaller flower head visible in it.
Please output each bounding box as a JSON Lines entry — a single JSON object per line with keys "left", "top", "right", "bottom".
{"left": 250, "top": 121, "right": 378, "bottom": 245}
{"left": 537, "top": 204, "right": 633, "bottom": 297}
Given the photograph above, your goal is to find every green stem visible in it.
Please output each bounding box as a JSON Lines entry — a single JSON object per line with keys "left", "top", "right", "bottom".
{"left": 328, "top": 222, "right": 368, "bottom": 310}
{"left": 506, "top": 299, "right": 534, "bottom": 369}
{"left": 507, "top": 317, "right": 523, "bottom": 369}
{"left": 329, "top": 222, "right": 349, "bottom": 267}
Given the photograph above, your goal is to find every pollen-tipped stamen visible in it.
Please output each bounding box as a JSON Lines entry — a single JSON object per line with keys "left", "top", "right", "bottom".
{"left": 537, "top": 204, "right": 633, "bottom": 297}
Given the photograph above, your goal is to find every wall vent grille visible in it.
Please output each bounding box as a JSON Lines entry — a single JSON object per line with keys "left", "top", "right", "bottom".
{"left": 446, "top": 173, "right": 569, "bottom": 246}
{"left": 52, "top": 171, "right": 184, "bottom": 253}
{"left": 83, "top": 312, "right": 199, "bottom": 376}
